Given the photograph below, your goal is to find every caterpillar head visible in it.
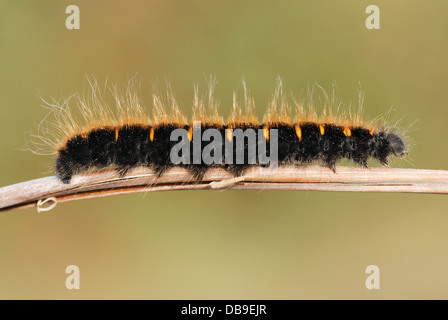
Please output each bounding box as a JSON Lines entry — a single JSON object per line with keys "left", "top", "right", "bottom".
{"left": 387, "top": 132, "right": 407, "bottom": 157}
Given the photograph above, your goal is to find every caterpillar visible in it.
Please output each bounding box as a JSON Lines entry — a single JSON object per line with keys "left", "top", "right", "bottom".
{"left": 29, "top": 78, "right": 408, "bottom": 184}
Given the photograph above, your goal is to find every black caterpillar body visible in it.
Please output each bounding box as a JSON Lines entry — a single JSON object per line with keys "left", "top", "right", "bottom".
{"left": 56, "top": 121, "right": 407, "bottom": 183}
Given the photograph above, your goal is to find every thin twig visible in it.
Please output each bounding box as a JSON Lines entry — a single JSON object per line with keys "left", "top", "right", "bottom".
{"left": 1, "top": 166, "right": 447, "bottom": 212}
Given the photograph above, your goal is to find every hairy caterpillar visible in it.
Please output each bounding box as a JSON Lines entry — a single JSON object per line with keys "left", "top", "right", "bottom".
{"left": 28, "top": 78, "right": 408, "bottom": 184}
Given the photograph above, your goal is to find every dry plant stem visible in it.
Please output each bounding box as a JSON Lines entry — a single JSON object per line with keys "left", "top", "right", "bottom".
{"left": 1, "top": 166, "right": 448, "bottom": 212}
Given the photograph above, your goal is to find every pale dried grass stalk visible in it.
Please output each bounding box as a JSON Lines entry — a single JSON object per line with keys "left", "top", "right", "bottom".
{"left": 1, "top": 166, "right": 447, "bottom": 212}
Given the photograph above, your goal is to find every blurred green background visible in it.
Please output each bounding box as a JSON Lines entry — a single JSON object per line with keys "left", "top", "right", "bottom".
{"left": 1, "top": 0, "right": 448, "bottom": 299}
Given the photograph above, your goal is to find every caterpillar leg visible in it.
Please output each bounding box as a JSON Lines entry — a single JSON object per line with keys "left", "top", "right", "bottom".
{"left": 117, "top": 166, "right": 131, "bottom": 177}
{"left": 325, "top": 160, "right": 337, "bottom": 173}
{"left": 187, "top": 167, "right": 206, "bottom": 181}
